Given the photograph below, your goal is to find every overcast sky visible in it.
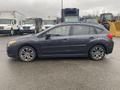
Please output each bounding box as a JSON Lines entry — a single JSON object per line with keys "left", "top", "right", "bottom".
{"left": 0, "top": 0, "right": 119, "bottom": 18}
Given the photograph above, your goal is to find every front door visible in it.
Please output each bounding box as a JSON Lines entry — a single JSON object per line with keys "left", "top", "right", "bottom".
{"left": 39, "top": 25, "right": 71, "bottom": 55}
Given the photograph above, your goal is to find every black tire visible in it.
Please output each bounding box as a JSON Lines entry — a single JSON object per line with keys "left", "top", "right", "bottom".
{"left": 19, "top": 46, "right": 36, "bottom": 62}
{"left": 89, "top": 45, "right": 106, "bottom": 61}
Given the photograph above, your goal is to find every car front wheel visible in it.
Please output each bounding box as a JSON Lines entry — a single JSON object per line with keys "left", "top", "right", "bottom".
{"left": 19, "top": 46, "right": 36, "bottom": 62}
{"left": 89, "top": 45, "right": 106, "bottom": 61}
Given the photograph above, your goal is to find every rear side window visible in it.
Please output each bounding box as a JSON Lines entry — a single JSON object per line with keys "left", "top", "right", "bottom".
{"left": 95, "top": 28, "right": 108, "bottom": 34}
{"left": 71, "top": 25, "right": 96, "bottom": 35}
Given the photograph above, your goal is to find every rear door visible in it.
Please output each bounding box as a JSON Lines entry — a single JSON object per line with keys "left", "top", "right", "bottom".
{"left": 68, "top": 25, "right": 96, "bottom": 54}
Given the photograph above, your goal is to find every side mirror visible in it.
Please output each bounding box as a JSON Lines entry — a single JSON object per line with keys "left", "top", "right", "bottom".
{"left": 45, "top": 34, "right": 51, "bottom": 40}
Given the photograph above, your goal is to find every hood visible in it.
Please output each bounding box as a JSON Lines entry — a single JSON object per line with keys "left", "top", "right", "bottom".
{"left": 14, "top": 34, "right": 37, "bottom": 42}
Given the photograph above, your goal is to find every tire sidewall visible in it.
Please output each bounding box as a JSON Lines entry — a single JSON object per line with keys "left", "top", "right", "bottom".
{"left": 19, "top": 46, "right": 36, "bottom": 62}
{"left": 89, "top": 45, "right": 106, "bottom": 61}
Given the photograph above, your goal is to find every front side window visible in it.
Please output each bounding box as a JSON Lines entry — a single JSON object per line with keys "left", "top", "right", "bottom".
{"left": 46, "top": 25, "right": 70, "bottom": 36}
{"left": 72, "top": 25, "right": 96, "bottom": 35}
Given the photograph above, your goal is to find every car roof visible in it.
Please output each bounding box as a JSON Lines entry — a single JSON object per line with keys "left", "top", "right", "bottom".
{"left": 56, "top": 22, "right": 105, "bottom": 29}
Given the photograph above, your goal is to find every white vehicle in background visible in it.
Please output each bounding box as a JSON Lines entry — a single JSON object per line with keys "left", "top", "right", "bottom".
{"left": 21, "top": 18, "right": 43, "bottom": 34}
{"left": 21, "top": 18, "right": 35, "bottom": 32}
{"left": 42, "top": 24, "right": 54, "bottom": 30}
{"left": 42, "top": 18, "right": 56, "bottom": 31}
{"left": 0, "top": 11, "right": 25, "bottom": 35}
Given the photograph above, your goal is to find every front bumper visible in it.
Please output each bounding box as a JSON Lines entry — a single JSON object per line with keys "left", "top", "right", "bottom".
{"left": 7, "top": 45, "right": 19, "bottom": 58}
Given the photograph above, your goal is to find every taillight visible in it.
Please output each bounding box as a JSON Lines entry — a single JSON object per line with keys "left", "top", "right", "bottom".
{"left": 107, "top": 34, "right": 113, "bottom": 39}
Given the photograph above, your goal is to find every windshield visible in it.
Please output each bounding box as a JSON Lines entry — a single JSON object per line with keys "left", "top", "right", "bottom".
{"left": 65, "top": 16, "right": 79, "bottom": 22}
{"left": 104, "top": 14, "right": 113, "bottom": 20}
{"left": 0, "top": 19, "right": 15, "bottom": 24}
{"left": 24, "top": 20, "right": 35, "bottom": 24}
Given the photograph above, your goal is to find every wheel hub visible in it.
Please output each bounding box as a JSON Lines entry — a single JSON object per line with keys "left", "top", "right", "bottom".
{"left": 91, "top": 46, "right": 105, "bottom": 60}
{"left": 19, "top": 46, "right": 36, "bottom": 62}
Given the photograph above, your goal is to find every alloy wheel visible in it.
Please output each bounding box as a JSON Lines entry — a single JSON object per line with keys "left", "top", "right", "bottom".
{"left": 90, "top": 45, "right": 105, "bottom": 61}
{"left": 19, "top": 46, "right": 36, "bottom": 62}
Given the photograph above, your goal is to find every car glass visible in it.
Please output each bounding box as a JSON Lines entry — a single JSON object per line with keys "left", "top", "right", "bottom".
{"left": 72, "top": 25, "right": 90, "bottom": 35}
{"left": 46, "top": 25, "right": 70, "bottom": 36}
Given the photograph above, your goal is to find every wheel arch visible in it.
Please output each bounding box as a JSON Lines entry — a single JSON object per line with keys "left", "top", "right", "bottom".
{"left": 18, "top": 43, "right": 38, "bottom": 57}
{"left": 88, "top": 43, "right": 107, "bottom": 55}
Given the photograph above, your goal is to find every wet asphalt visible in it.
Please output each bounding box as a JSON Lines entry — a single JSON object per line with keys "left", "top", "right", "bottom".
{"left": 0, "top": 35, "right": 120, "bottom": 90}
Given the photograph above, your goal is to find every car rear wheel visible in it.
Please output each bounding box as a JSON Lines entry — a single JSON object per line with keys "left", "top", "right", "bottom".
{"left": 19, "top": 46, "right": 36, "bottom": 62}
{"left": 89, "top": 45, "right": 106, "bottom": 61}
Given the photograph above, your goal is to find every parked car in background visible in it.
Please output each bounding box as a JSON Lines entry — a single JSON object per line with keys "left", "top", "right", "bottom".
{"left": 22, "top": 19, "right": 35, "bottom": 30}
{"left": 21, "top": 18, "right": 43, "bottom": 34}
{"left": 7, "top": 23, "right": 114, "bottom": 62}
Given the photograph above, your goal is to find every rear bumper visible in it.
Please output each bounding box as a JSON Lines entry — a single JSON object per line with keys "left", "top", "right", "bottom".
{"left": 106, "top": 40, "right": 114, "bottom": 54}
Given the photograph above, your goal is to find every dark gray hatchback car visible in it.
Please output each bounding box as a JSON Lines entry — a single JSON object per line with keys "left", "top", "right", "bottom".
{"left": 7, "top": 23, "right": 114, "bottom": 62}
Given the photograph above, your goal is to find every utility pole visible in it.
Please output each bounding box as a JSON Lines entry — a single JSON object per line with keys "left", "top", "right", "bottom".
{"left": 61, "top": 0, "right": 63, "bottom": 10}
{"left": 61, "top": 0, "right": 64, "bottom": 22}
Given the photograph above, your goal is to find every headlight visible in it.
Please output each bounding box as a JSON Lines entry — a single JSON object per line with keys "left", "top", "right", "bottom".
{"left": 7, "top": 40, "right": 16, "bottom": 47}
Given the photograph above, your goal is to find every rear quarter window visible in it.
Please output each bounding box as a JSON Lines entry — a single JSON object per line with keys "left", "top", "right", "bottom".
{"left": 95, "top": 27, "right": 108, "bottom": 34}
